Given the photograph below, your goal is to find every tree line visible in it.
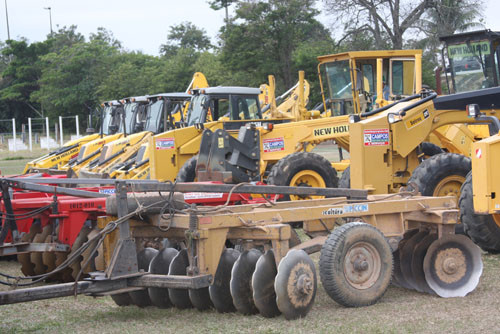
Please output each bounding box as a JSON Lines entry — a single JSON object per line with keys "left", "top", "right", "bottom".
{"left": 0, "top": 0, "right": 483, "bottom": 131}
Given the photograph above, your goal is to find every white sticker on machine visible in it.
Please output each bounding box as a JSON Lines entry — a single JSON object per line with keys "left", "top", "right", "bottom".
{"left": 184, "top": 192, "right": 224, "bottom": 200}
{"left": 156, "top": 138, "right": 175, "bottom": 150}
{"left": 363, "top": 129, "right": 389, "bottom": 146}
{"left": 263, "top": 137, "right": 285, "bottom": 152}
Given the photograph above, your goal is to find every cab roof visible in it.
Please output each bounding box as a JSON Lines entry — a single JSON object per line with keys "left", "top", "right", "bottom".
{"left": 317, "top": 50, "right": 422, "bottom": 63}
{"left": 193, "top": 86, "right": 261, "bottom": 96}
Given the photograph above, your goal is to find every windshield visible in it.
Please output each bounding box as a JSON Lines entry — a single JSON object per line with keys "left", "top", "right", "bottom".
{"left": 447, "top": 40, "right": 497, "bottom": 92}
{"left": 120, "top": 102, "right": 137, "bottom": 133}
{"left": 321, "top": 60, "right": 352, "bottom": 100}
{"left": 320, "top": 60, "right": 356, "bottom": 115}
{"left": 144, "top": 100, "right": 163, "bottom": 133}
{"left": 187, "top": 95, "right": 207, "bottom": 126}
{"left": 101, "top": 106, "right": 113, "bottom": 135}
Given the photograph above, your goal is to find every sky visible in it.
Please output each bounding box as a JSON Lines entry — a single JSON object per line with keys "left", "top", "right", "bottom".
{"left": 0, "top": 0, "right": 499, "bottom": 56}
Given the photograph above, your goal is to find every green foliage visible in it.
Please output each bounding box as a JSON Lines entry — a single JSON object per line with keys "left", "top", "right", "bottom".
{"left": 220, "top": 0, "right": 333, "bottom": 91}
{"left": 33, "top": 37, "right": 120, "bottom": 122}
{"left": 160, "top": 22, "right": 212, "bottom": 57}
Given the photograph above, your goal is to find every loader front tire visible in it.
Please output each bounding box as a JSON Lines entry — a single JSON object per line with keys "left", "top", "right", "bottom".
{"left": 459, "top": 172, "right": 500, "bottom": 253}
{"left": 409, "top": 153, "right": 470, "bottom": 198}
{"left": 409, "top": 153, "right": 470, "bottom": 234}
{"left": 176, "top": 156, "right": 197, "bottom": 182}
{"left": 267, "top": 152, "right": 338, "bottom": 201}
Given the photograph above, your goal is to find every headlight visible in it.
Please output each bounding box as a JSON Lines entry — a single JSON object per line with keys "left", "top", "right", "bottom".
{"left": 466, "top": 104, "right": 480, "bottom": 118}
{"left": 387, "top": 113, "right": 403, "bottom": 124}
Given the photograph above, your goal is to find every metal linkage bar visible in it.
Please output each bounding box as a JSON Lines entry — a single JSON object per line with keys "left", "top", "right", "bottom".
{"left": 0, "top": 242, "right": 70, "bottom": 256}
{"left": 2, "top": 178, "right": 110, "bottom": 199}
{"left": 2, "top": 177, "right": 368, "bottom": 200}
{"left": 0, "top": 274, "right": 212, "bottom": 305}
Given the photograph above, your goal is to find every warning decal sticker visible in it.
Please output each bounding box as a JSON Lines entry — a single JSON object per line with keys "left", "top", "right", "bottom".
{"left": 363, "top": 129, "right": 389, "bottom": 146}
{"left": 156, "top": 138, "right": 175, "bottom": 150}
{"left": 263, "top": 137, "right": 285, "bottom": 152}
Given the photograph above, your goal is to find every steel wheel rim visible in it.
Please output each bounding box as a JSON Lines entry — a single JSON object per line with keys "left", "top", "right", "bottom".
{"left": 343, "top": 241, "right": 381, "bottom": 290}
{"left": 433, "top": 175, "right": 465, "bottom": 199}
{"left": 289, "top": 170, "right": 326, "bottom": 200}
{"left": 492, "top": 214, "right": 500, "bottom": 229}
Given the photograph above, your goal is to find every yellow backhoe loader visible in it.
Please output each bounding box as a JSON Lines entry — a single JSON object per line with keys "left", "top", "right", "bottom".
{"left": 22, "top": 100, "right": 123, "bottom": 174}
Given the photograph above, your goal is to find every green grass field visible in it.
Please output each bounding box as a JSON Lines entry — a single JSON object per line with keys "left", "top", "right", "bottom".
{"left": 1, "top": 252, "right": 499, "bottom": 333}
{"left": 0, "top": 143, "right": 498, "bottom": 333}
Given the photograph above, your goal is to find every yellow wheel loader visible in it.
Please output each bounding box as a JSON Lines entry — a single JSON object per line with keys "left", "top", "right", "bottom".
{"left": 22, "top": 100, "right": 123, "bottom": 174}
{"left": 94, "top": 93, "right": 192, "bottom": 180}
{"left": 62, "top": 95, "right": 148, "bottom": 176}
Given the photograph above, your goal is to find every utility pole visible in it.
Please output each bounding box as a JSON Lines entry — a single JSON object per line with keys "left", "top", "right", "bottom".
{"left": 4, "top": 0, "right": 10, "bottom": 39}
{"left": 44, "top": 7, "right": 53, "bottom": 35}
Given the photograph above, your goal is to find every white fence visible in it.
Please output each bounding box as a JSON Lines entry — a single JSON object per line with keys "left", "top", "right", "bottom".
{"left": 0, "top": 116, "right": 81, "bottom": 152}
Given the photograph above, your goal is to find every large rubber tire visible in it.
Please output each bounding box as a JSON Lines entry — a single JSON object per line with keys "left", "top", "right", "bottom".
{"left": 319, "top": 222, "right": 392, "bottom": 307}
{"left": 267, "top": 152, "right": 338, "bottom": 201}
{"left": 420, "top": 142, "right": 444, "bottom": 157}
{"left": 408, "top": 153, "right": 470, "bottom": 234}
{"left": 409, "top": 153, "right": 471, "bottom": 196}
{"left": 459, "top": 172, "right": 500, "bottom": 253}
{"left": 176, "top": 156, "right": 197, "bottom": 182}
{"left": 338, "top": 166, "right": 350, "bottom": 189}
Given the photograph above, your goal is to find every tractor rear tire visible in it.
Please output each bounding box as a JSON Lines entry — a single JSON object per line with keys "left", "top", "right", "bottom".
{"left": 408, "top": 153, "right": 470, "bottom": 234}
{"left": 267, "top": 152, "right": 338, "bottom": 201}
{"left": 319, "top": 222, "right": 392, "bottom": 307}
{"left": 459, "top": 172, "right": 500, "bottom": 253}
{"left": 176, "top": 156, "right": 197, "bottom": 182}
{"left": 338, "top": 166, "right": 350, "bottom": 189}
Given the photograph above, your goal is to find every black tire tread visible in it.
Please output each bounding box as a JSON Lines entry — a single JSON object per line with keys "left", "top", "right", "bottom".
{"left": 338, "top": 166, "right": 350, "bottom": 189}
{"left": 420, "top": 142, "right": 444, "bottom": 157}
{"left": 267, "top": 152, "right": 338, "bottom": 200}
{"left": 176, "top": 155, "right": 197, "bottom": 182}
{"left": 319, "top": 222, "right": 392, "bottom": 307}
{"left": 459, "top": 171, "right": 500, "bottom": 253}
{"left": 408, "top": 153, "right": 471, "bottom": 196}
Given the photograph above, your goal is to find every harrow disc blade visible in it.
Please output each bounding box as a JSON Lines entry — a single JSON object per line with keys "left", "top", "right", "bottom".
{"left": 68, "top": 225, "right": 92, "bottom": 281}
{"left": 30, "top": 224, "right": 53, "bottom": 275}
{"left": 129, "top": 247, "right": 158, "bottom": 307}
{"left": 54, "top": 252, "right": 73, "bottom": 282}
{"left": 168, "top": 249, "right": 193, "bottom": 309}
{"left": 423, "top": 234, "right": 483, "bottom": 297}
{"left": 400, "top": 231, "right": 428, "bottom": 291}
{"left": 394, "top": 229, "right": 419, "bottom": 290}
{"left": 189, "top": 256, "right": 213, "bottom": 311}
{"left": 80, "top": 228, "right": 100, "bottom": 274}
{"left": 148, "top": 247, "right": 178, "bottom": 308}
{"left": 391, "top": 249, "right": 403, "bottom": 287}
{"left": 209, "top": 248, "right": 240, "bottom": 313}
{"left": 111, "top": 293, "right": 133, "bottom": 306}
{"left": 411, "top": 234, "right": 437, "bottom": 294}
{"left": 18, "top": 222, "right": 42, "bottom": 276}
{"left": 42, "top": 234, "right": 59, "bottom": 281}
{"left": 252, "top": 250, "right": 281, "bottom": 318}
{"left": 230, "top": 249, "right": 261, "bottom": 315}
{"left": 275, "top": 249, "right": 317, "bottom": 320}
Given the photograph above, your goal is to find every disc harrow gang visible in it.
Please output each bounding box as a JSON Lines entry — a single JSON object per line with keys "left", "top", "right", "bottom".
{"left": 0, "top": 179, "right": 485, "bottom": 321}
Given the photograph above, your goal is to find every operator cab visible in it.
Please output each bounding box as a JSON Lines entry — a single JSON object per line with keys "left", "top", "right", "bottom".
{"left": 318, "top": 50, "right": 421, "bottom": 116}
{"left": 146, "top": 92, "right": 191, "bottom": 132}
{"left": 101, "top": 100, "right": 123, "bottom": 135}
{"left": 120, "top": 96, "right": 149, "bottom": 134}
{"left": 440, "top": 30, "right": 500, "bottom": 93}
{"left": 186, "top": 87, "right": 263, "bottom": 128}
